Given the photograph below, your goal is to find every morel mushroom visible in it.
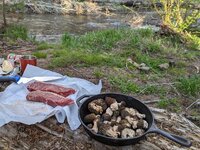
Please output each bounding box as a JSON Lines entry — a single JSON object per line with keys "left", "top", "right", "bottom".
{"left": 116, "top": 116, "right": 122, "bottom": 123}
{"left": 118, "top": 101, "right": 126, "bottom": 110}
{"left": 132, "top": 120, "right": 138, "bottom": 129}
{"left": 119, "top": 119, "right": 131, "bottom": 128}
{"left": 136, "top": 129, "right": 145, "bottom": 136}
{"left": 84, "top": 113, "right": 96, "bottom": 124}
{"left": 110, "top": 122, "right": 123, "bottom": 133}
{"left": 91, "top": 116, "right": 100, "bottom": 133}
{"left": 125, "top": 116, "right": 136, "bottom": 125}
{"left": 105, "top": 97, "right": 117, "bottom": 106}
{"left": 110, "top": 102, "right": 119, "bottom": 111}
{"left": 124, "top": 116, "right": 138, "bottom": 129}
{"left": 111, "top": 115, "right": 117, "bottom": 122}
{"left": 137, "top": 119, "right": 148, "bottom": 129}
{"left": 121, "top": 108, "right": 137, "bottom": 119}
{"left": 120, "top": 108, "right": 130, "bottom": 119}
{"left": 113, "top": 110, "right": 120, "bottom": 117}
{"left": 103, "top": 121, "right": 111, "bottom": 124}
{"left": 121, "top": 128, "right": 135, "bottom": 138}
{"left": 105, "top": 107, "right": 113, "bottom": 116}
{"left": 94, "top": 99, "right": 107, "bottom": 111}
{"left": 136, "top": 112, "right": 146, "bottom": 119}
{"left": 102, "top": 113, "right": 111, "bottom": 121}
{"left": 110, "top": 120, "right": 116, "bottom": 126}
{"left": 88, "top": 101, "right": 103, "bottom": 115}
{"left": 129, "top": 108, "right": 137, "bottom": 117}
{"left": 99, "top": 123, "right": 119, "bottom": 138}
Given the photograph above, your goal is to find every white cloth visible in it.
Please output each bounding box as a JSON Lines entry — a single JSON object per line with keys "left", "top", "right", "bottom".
{"left": 0, "top": 65, "right": 102, "bottom": 130}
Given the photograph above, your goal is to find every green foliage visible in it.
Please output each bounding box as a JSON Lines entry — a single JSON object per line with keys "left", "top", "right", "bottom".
{"left": 4, "top": 25, "right": 28, "bottom": 40}
{"left": 7, "top": 2, "right": 25, "bottom": 12}
{"left": 185, "top": 33, "right": 200, "bottom": 50}
{"left": 152, "top": 0, "right": 200, "bottom": 50}
{"left": 157, "top": 98, "right": 180, "bottom": 112}
{"left": 33, "top": 51, "right": 47, "bottom": 59}
{"left": 109, "top": 76, "right": 140, "bottom": 93}
{"left": 176, "top": 75, "right": 200, "bottom": 97}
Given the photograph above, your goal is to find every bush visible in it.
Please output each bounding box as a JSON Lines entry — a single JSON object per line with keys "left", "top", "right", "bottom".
{"left": 4, "top": 25, "right": 28, "bottom": 40}
{"left": 152, "top": 0, "right": 200, "bottom": 50}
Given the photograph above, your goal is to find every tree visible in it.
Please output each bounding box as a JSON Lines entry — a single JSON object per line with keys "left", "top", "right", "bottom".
{"left": 2, "top": 0, "right": 7, "bottom": 26}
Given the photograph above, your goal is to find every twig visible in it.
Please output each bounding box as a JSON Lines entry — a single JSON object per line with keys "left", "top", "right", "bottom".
{"left": 168, "top": 84, "right": 181, "bottom": 96}
{"left": 36, "top": 124, "right": 67, "bottom": 140}
{"left": 144, "top": 99, "right": 160, "bottom": 104}
{"left": 186, "top": 99, "right": 200, "bottom": 111}
{"left": 180, "top": 114, "right": 200, "bottom": 129}
{"left": 59, "top": 131, "right": 65, "bottom": 147}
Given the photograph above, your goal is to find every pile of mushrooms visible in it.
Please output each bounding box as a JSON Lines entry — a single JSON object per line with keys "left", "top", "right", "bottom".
{"left": 83, "top": 97, "right": 148, "bottom": 138}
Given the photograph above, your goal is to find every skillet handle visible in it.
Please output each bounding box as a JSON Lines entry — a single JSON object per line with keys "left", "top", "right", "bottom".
{"left": 148, "top": 125, "right": 192, "bottom": 147}
{"left": 76, "top": 95, "right": 94, "bottom": 107}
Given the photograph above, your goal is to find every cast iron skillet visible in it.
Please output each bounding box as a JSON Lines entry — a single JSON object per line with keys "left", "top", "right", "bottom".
{"left": 77, "top": 93, "right": 192, "bottom": 147}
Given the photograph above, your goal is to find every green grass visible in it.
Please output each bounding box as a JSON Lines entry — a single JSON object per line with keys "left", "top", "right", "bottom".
{"left": 167, "top": 68, "right": 187, "bottom": 76}
{"left": 33, "top": 51, "right": 47, "bottom": 59}
{"left": 50, "top": 50, "right": 125, "bottom": 68}
{"left": 37, "top": 42, "right": 55, "bottom": 50}
{"left": 79, "top": 29, "right": 124, "bottom": 52}
{"left": 176, "top": 75, "right": 200, "bottom": 97}
{"left": 157, "top": 98, "right": 180, "bottom": 112}
{"left": 52, "top": 28, "right": 191, "bottom": 71}
{"left": 62, "top": 28, "right": 156, "bottom": 52}
{"left": 62, "top": 33, "right": 78, "bottom": 48}
{"left": 146, "top": 39, "right": 161, "bottom": 53}
{"left": 137, "top": 28, "right": 154, "bottom": 38}
{"left": 109, "top": 76, "right": 140, "bottom": 93}
{"left": 4, "top": 25, "right": 28, "bottom": 40}
{"left": 135, "top": 52, "right": 167, "bottom": 69}
{"left": 93, "top": 70, "right": 104, "bottom": 78}
{"left": 141, "top": 85, "right": 166, "bottom": 96}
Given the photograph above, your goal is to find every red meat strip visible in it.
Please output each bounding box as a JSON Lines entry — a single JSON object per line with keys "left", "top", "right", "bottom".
{"left": 27, "top": 81, "right": 75, "bottom": 97}
{"left": 26, "top": 90, "right": 74, "bottom": 107}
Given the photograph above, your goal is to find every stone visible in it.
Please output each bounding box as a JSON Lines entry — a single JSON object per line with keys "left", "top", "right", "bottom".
{"left": 158, "top": 63, "right": 169, "bottom": 70}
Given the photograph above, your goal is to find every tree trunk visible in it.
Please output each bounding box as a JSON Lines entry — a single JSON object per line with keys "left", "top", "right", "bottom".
{"left": 3, "top": 0, "right": 7, "bottom": 26}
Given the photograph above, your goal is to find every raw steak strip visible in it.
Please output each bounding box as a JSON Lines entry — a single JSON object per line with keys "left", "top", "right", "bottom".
{"left": 26, "top": 90, "right": 74, "bottom": 107}
{"left": 27, "top": 81, "right": 76, "bottom": 97}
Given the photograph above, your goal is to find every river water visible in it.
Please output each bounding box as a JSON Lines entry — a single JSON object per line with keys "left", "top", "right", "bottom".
{"left": 16, "top": 14, "right": 129, "bottom": 43}
{"left": 1, "top": 11, "right": 160, "bottom": 43}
